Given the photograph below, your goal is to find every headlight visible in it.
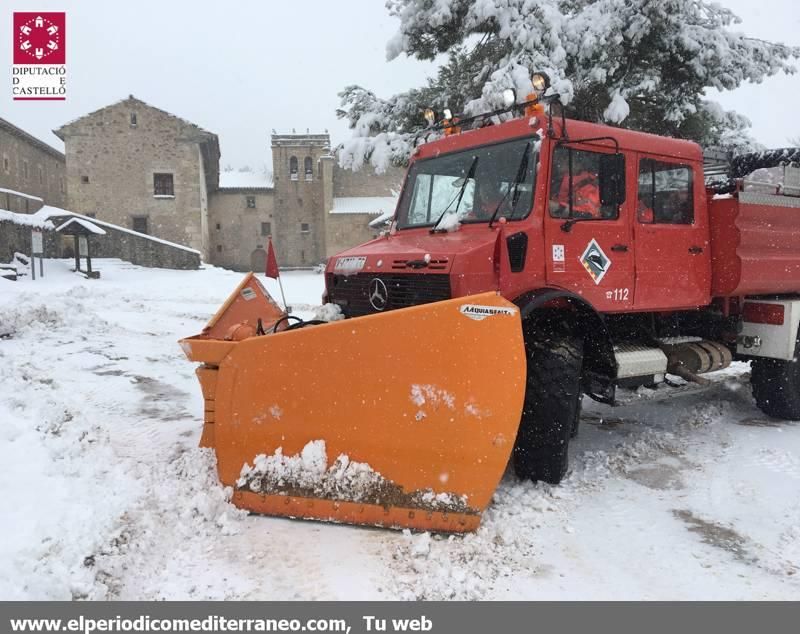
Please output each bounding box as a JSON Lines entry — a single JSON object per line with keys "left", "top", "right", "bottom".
{"left": 531, "top": 71, "right": 551, "bottom": 93}
{"left": 423, "top": 108, "right": 436, "bottom": 125}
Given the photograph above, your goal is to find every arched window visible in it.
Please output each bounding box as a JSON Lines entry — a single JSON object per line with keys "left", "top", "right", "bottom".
{"left": 304, "top": 156, "right": 313, "bottom": 181}
{"left": 289, "top": 156, "right": 298, "bottom": 180}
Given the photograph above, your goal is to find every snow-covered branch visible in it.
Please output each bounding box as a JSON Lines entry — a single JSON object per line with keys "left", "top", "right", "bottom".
{"left": 337, "top": 0, "right": 798, "bottom": 170}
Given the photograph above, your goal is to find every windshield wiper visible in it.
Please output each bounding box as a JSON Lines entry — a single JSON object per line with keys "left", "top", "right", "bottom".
{"left": 488, "top": 142, "right": 531, "bottom": 229}
{"left": 430, "top": 155, "right": 479, "bottom": 233}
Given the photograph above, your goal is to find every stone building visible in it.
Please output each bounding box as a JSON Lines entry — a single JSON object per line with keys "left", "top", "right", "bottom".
{"left": 208, "top": 134, "right": 401, "bottom": 269}
{"left": 326, "top": 162, "right": 400, "bottom": 257}
{"left": 0, "top": 117, "right": 66, "bottom": 212}
{"left": 51, "top": 96, "right": 402, "bottom": 269}
{"left": 208, "top": 171, "right": 275, "bottom": 271}
{"left": 54, "top": 96, "right": 220, "bottom": 259}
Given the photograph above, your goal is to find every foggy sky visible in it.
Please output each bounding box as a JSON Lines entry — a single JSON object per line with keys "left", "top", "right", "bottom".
{"left": 1, "top": 0, "right": 798, "bottom": 168}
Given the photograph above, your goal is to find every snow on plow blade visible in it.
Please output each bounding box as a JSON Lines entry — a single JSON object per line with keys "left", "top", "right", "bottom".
{"left": 180, "top": 276, "right": 526, "bottom": 533}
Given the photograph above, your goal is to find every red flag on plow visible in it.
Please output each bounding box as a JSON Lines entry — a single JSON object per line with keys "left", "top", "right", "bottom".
{"left": 265, "top": 237, "right": 280, "bottom": 279}
{"left": 263, "top": 237, "right": 288, "bottom": 311}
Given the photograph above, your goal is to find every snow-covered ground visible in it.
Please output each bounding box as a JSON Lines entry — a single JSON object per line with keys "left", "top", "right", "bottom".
{"left": 1, "top": 259, "right": 798, "bottom": 600}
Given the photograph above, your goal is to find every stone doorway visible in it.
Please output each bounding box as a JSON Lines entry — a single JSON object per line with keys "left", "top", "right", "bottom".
{"left": 250, "top": 247, "right": 266, "bottom": 272}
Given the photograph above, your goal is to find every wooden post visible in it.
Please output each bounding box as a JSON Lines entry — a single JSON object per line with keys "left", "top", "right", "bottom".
{"left": 86, "top": 239, "right": 92, "bottom": 275}
{"left": 74, "top": 235, "right": 80, "bottom": 272}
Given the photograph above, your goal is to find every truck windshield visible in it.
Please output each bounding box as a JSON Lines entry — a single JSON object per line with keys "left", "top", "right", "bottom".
{"left": 396, "top": 137, "right": 537, "bottom": 230}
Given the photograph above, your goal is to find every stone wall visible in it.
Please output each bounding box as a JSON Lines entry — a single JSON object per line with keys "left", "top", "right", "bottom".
{"left": 0, "top": 220, "right": 33, "bottom": 263}
{"left": 55, "top": 97, "right": 218, "bottom": 259}
{"left": 325, "top": 162, "right": 403, "bottom": 257}
{"left": 208, "top": 188, "right": 275, "bottom": 270}
{"left": 0, "top": 190, "right": 44, "bottom": 215}
{"left": 0, "top": 118, "right": 66, "bottom": 209}
{"left": 332, "top": 162, "right": 404, "bottom": 198}
{"left": 325, "top": 214, "right": 381, "bottom": 257}
{"left": 44, "top": 214, "right": 200, "bottom": 270}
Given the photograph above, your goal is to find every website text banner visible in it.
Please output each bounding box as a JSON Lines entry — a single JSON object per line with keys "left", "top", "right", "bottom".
{"left": 2, "top": 603, "right": 798, "bottom": 634}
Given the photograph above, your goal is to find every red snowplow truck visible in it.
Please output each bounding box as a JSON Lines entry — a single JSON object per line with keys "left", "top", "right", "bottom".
{"left": 325, "top": 93, "right": 800, "bottom": 485}
{"left": 182, "top": 81, "right": 800, "bottom": 534}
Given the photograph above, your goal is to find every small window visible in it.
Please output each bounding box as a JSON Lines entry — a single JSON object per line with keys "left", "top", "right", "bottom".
{"left": 38, "top": 166, "right": 43, "bottom": 184}
{"left": 22, "top": 161, "right": 29, "bottom": 180}
{"left": 289, "top": 156, "right": 298, "bottom": 180}
{"left": 154, "top": 173, "right": 174, "bottom": 196}
{"left": 637, "top": 159, "right": 694, "bottom": 224}
{"left": 549, "top": 147, "right": 619, "bottom": 220}
{"left": 304, "top": 156, "right": 313, "bottom": 180}
{"left": 300, "top": 222, "right": 310, "bottom": 234}
{"left": 261, "top": 222, "right": 271, "bottom": 236}
{"left": 132, "top": 216, "right": 148, "bottom": 234}
{"left": 216, "top": 245, "right": 222, "bottom": 253}
{"left": 246, "top": 195, "right": 256, "bottom": 208}
{"left": 3, "top": 157, "right": 9, "bottom": 173}
{"left": 130, "top": 113, "right": 137, "bottom": 126}
{"left": 81, "top": 175, "right": 89, "bottom": 184}
{"left": 60, "top": 177, "right": 64, "bottom": 193}
{"left": 216, "top": 223, "right": 221, "bottom": 230}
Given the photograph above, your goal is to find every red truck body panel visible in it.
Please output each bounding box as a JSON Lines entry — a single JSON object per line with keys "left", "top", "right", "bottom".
{"left": 710, "top": 192, "right": 800, "bottom": 297}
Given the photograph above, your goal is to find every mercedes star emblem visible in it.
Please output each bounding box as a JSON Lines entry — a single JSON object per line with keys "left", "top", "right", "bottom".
{"left": 368, "top": 278, "right": 388, "bottom": 311}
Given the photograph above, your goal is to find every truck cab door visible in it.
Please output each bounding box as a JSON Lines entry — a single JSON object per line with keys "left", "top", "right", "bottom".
{"left": 632, "top": 156, "right": 711, "bottom": 310}
{"left": 543, "top": 144, "right": 635, "bottom": 310}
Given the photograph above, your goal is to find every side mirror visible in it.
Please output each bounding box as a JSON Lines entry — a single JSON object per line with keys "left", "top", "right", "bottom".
{"left": 599, "top": 153, "right": 626, "bottom": 206}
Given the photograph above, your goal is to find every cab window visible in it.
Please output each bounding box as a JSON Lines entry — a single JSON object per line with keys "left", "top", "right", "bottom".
{"left": 637, "top": 159, "right": 694, "bottom": 224}
{"left": 549, "top": 147, "right": 619, "bottom": 220}
{"left": 396, "top": 138, "right": 535, "bottom": 229}
{"left": 406, "top": 172, "right": 475, "bottom": 226}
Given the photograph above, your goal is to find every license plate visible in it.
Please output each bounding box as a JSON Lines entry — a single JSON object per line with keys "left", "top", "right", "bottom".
{"left": 334, "top": 256, "right": 366, "bottom": 273}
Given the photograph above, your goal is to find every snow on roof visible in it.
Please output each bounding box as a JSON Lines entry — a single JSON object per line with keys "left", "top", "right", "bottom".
{"left": 330, "top": 196, "right": 398, "bottom": 215}
{"left": 32, "top": 206, "right": 201, "bottom": 254}
{"left": 368, "top": 209, "right": 395, "bottom": 228}
{"left": 0, "top": 208, "right": 54, "bottom": 229}
{"left": 55, "top": 217, "right": 107, "bottom": 235}
{"left": 0, "top": 187, "right": 44, "bottom": 202}
{"left": 218, "top": 171, "right": 273, "bottom": 189}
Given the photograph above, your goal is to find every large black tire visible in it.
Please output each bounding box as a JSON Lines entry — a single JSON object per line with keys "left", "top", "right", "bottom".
{"left": 513, "top": 330, "right": 584, "bottom": 484}
{"left": 751, "top": 354, "right": 800, "bottom": 420}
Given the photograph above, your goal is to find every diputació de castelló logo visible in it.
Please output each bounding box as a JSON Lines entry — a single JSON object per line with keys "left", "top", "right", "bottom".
{"left": 12, "top": 12, "right": 67, "bottom": 101}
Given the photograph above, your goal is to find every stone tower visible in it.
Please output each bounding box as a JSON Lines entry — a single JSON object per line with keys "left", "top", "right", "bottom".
{"left": 270, "top": 132, "right": 332, "bottom": 267}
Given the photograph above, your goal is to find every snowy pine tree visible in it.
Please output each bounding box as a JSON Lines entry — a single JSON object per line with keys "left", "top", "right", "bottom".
{"left": 338, "top": 0, "right": 799, "bottom": 171}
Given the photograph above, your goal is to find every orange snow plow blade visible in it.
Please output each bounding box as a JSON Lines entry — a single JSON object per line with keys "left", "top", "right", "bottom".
{"left": 180, "top": 276, "right": 526, "bottom": 533}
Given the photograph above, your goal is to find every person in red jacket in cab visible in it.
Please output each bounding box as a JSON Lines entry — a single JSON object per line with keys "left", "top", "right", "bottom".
{"left": 551, "top": 153, "right": 602, "bottom": 219}
{"left": 637, "top": 196, "right": 655, "bottom": 223}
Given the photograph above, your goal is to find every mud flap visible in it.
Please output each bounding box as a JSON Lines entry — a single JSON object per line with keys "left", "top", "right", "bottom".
{"left": 182, "top": 287, "right": 526, "bottom": 533}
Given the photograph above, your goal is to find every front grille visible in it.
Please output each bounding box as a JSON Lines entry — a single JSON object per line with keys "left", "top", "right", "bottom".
{"left": 329, "top": 273, "right": 451, "bottom": 317}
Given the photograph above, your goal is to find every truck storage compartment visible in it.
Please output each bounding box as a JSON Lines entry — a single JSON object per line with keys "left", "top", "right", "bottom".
{"left": 709, "top": 191, "right": 800, "bottom": 296}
